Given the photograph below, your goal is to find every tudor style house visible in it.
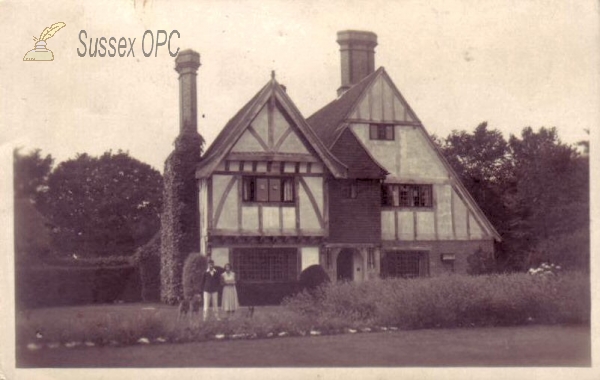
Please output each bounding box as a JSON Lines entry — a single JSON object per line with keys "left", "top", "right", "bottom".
{"left": 162, "top": 31, "right": 500, "bottom": 302}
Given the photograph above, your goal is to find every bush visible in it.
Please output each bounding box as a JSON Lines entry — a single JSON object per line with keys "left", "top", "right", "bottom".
{"left": 134, "top": 233, "right": 161, "bottom": 302}
{"left": 534, "top": 229, "right": 589, "bottom": 272}
{"left": 283, "top": 272, "right": 590, "bottom": 329}
{"left": 237, "top": 282, "right": 299, "bottom": 306}
{"left": 298, "top": 265, "right": 330, "bottom": 294}
{"left": 182, "top": 253, "right": 207, "bottom": 299}
{"left": 16, "top": 265, "right": 141, "bottom": 309}
{"left": 467, "top": 248, "right": 496, "bottom": 275}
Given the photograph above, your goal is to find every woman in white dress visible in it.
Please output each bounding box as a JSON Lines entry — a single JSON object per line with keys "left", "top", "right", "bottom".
{"left": 220, "top": 263, "right": 239, "bottom": 316}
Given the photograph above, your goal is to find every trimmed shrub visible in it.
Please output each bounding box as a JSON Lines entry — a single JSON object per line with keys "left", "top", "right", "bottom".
{"left": 134, "top": 233, "right": 161, "bottom": 302}
{"left": 298, "top": 265, "right": 330, "bottom": 294}
{"left": 182, "top": 253, "right": 207, "bottom": 299}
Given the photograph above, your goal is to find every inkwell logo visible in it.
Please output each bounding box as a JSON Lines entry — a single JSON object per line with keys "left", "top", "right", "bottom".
{"left": 23, "top": 22, "right": 66, "bottom": 61}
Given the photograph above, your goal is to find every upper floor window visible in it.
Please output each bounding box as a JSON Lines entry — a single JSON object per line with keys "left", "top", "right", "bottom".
{"left": 369, "top": 124, "right": 395, "bottom": 141}
{"left": 382, "top": 184, "right": 432, "bottom": 208}
{"left": 242, "top": 176, "right": 294, "bottom": 203}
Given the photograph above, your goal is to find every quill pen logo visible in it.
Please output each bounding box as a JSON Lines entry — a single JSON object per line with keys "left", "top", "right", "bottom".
{"left": 23, "top": 22, "right": 66, "bottom": 61}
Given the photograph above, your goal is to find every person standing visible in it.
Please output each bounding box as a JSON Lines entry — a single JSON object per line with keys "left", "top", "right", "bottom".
{"left": 220, "top": 263, "right": 239, "bottom": 317}
{"left": 201, "top": 260, "right": 221, "bottom": 321}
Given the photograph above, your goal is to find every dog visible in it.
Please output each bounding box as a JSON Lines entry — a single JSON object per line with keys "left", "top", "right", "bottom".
{"left": 245, "top": 306, "right": 255, "bottom": 319}
{"left": 177, "top": 297, "right": 191, "bottom": 321}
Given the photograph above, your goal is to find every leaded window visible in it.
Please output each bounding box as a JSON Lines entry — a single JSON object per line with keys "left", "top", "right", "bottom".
{"left": 242, "top": 176, "right": 295, "bottom": 203}
{"left": 232, "top": 248, "right": 298, "bottom": 283}
{"left": 382, "top": 250, "right": 429, "bottom": 278}
{"left": 382, "top": 184, "right": 432, "bottom": 208}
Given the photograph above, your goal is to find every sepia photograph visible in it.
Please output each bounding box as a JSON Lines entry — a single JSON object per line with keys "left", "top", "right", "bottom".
{"left": 0, "top": 1, "right": 597, "bottom": 379}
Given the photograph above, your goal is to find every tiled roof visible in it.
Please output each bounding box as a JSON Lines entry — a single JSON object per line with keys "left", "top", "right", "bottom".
{"left": 330, "top": 129, "right": 387, "bottom": 179}
{"left": 307, "top": 68, "right": 382, "bottom": 148}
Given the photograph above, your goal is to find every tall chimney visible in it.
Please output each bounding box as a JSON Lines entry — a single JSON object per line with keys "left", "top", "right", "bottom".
{"left": 175, "top": 49, "right": 201, "bottom": 135}
{"left": 337, "top": 30, "right": 378, "bottom": 96}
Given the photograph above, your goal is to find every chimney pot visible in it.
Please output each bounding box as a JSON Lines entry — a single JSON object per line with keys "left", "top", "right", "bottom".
{"left": 336, "top": 30, "right": 377, "bottom": 96}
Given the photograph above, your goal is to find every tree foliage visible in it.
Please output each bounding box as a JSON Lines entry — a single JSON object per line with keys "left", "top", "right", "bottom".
{"left": 37, "top": 151, "right": 163, "bottom": 257}
{"left": 13, "top": 148, "right": 54, "bottom": 202}
{"left": 13, "top": 149, "right": 54, "bottom": 263}
{"left": 435, "top": 124, "right": 589, "bottom": 271}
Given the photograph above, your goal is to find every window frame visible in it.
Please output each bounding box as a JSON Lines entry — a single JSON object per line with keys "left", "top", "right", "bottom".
{"left": 232, "top": 248, "right": 299, "bottom": 283}
{"left": 369, "top": 124, "right": 395, "bottom": 141}
{"left": 382, "top": 250, "right": 429, "bottom": 278}
{"left": 382, "top": 184, "right": 433, "bottom": 208}
{"left": 242, "top": 175, "right": 295, "bottom": 205}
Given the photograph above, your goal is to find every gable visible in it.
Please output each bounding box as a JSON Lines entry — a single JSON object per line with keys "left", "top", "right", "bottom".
{"left": 348, "top": 74, "right": 417, "bottom": 123}
{"left": 230, "top": 102, "right": 311, "bottom": 155}
{"left": 196, "top": 78, "right": 347, "bottom": 179}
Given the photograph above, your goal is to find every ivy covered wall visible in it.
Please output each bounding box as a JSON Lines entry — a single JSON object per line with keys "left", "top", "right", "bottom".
{"left": 160, "top": 129, "right": 203, "bottom": 303}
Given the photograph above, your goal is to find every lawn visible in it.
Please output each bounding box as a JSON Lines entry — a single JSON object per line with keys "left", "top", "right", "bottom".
{"left": 18, "top": 324, "right": 590, "bottom": 367}
{"left": 15, "top": 303, "right": 591, "bottom": 367}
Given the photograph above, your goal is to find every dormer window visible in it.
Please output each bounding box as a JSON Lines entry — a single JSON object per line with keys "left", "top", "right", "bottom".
{"left": 369, "top": 124, "right": 395, "bottom": 141}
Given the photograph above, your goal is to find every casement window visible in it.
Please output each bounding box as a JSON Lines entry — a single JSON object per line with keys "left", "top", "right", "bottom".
{"left": 242, "top": 176, "right": 294, "bottom": 203}
{"left": 382, "top": 184, "right": 432, "bottom": 208}
{"left": 232, "top": 248, "right": 298, "bottom": 282}
{"left": 369, "top": 124, "right": 395, "bottom": 141}
{"left": 382, "top": 250, "right": 429, "bottom": 278}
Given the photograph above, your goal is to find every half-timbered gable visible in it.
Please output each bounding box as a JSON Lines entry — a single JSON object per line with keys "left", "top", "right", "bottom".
{"left": 307, "top": 30, "right": 500, "bottom": 280}
{"left": 195, "top": 76, "right": 347, "bottom": 301}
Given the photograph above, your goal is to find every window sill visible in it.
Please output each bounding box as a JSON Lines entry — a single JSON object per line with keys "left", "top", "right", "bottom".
{"left": 381, "top": 206, "right": 434, "bottom": 211}
{"left": 242, "top": 202, "right": 295, "bottom": 207}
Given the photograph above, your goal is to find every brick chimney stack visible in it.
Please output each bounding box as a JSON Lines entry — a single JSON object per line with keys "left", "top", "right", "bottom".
{"left": 337, "top": 30, "right": 378, "bottom": 96}
{"left": 175, "top": 49, "right": 201, "bottom": 135}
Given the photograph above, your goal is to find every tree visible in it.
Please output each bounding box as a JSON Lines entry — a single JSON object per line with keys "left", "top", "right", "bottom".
{"left": 13, "top": 149, "right": 54, "bottom": 264}
{"left": 435, "top": 124, "right": 589, "bottom": 272}
{"left": 37, "top": 151, "right": 163, "bottom": 257}
{"left": 13, "top": 148, "right": 54, "bottom": 202}
{"left": 434, "top": 122, "right": 513, "bottom": 241}
{"left": 508, "top": 127, "right": 588, "bottom": 269}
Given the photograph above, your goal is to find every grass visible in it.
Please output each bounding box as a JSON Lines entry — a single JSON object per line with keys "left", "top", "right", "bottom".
{"left": 17, "top": 324, "right": 591, "bottom": 367}
{"left": 16, "top": 272, "right": 590, "bottom": 351}
{"left": 16, "top": 303, "right": 304, "bottom": 348}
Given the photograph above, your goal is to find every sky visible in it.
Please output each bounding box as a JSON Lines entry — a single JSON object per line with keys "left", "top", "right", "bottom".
{"left": 0, "top": 0, "right": 598, "bottom": 171}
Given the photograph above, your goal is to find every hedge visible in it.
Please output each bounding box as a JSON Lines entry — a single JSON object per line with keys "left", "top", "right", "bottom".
{"left": 134, "top": 233, "right": 161, "bottom": 302}
{"left": 16, "top": 265, "right": 141, "bottom": 309}
{"left": 283, "top": 272, "right": 590, "bottom": 329}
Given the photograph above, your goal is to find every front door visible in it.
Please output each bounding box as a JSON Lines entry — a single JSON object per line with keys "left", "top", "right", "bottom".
{"left": 336, "top": 249, "right": 354, "bottom": 281}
